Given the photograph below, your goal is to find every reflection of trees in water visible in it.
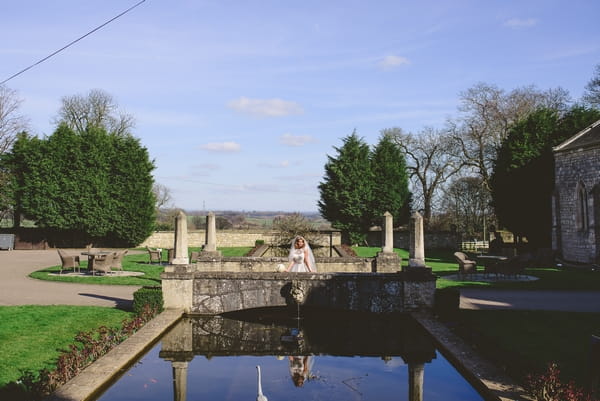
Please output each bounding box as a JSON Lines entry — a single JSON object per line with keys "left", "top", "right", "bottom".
{"left": 178, "top": 309, "right": 436, "bottom": 362}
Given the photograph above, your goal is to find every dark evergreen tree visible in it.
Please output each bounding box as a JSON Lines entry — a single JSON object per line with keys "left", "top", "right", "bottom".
{"left": 369, "top": 133, "right": 411, "bottom": 226}
{"left": 490, "top": 106, "right": 600, "bottom": 247}
{"left": 318, "top": 131, "right": 373, "bottom": 244}
{"left": 7, "top": 124, "right": 155, "bottom": 246}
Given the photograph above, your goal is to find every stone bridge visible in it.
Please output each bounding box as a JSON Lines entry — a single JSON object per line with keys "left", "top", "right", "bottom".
{"left": 161, "top": 269, "right": 436, "bottom": 314}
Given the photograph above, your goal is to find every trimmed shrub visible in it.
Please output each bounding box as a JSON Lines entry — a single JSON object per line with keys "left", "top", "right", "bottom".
{"left": 133, "top": 286, "right": 163, "bottom": 316}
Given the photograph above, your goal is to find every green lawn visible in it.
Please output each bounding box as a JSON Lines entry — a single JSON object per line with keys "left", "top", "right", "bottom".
{"left": 0, "top": 306, "right": 131, "bottom": 387}
{"left": 30, "top": 247, "right": 253, "bottom": 286}
{"left": 353, "top": 247, "right": 600, "bottom": 291}
{"left": 456, "top": 310, "right": 600, "bottom": 387}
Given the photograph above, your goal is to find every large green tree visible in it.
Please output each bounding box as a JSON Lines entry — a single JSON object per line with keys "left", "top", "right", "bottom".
{"left": 490, "top": 106, "right": 600, "bottom": 248}
{"left": 7, "top": 124, "right": 155, "bottom": 246}
{"left": 318, "top": 131, "right": 373, "bottom": 244}
{"left": 370, "top": 132, "right": 411, "bottom": 226}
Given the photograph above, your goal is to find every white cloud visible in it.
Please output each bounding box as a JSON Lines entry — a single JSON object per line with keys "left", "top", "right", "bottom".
{"left": 228, "top": 97, "right": 304, "bottom": 117}
{"left": 279, "top": 133, "right": 318, "bottom": 147}
{"left": 378, "top": 55, "right": 410, "bottom": 70}
{"left": 504, "top": 18, "right": 538, "bottom": 28}
{"left": 199, "top": 142, "right": 241, "bottom": 152}
{"left": 258, "top": 160, "right": 290, "bottom": 168}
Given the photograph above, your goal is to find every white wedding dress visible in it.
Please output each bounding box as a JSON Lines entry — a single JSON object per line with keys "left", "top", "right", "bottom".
{"left": 289, "top": 249, "right": 309, "bottom": 272}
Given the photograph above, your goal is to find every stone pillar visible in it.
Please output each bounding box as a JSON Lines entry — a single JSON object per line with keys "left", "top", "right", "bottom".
{"left": 375, "top": 212, "right": 401, "bottom": 272}
{"left": 202, "top": 212, "right": 221, "bottom": 257}
{"left": 172, "top": 361, "right": 189, "bottom": 401}
{"left": 382, "top": 211, "right": 394, "bottom": 253}
{"left": 409, "top": 211, "right": 426, "bottom": 268}
{"left": 408, "top": 363, "right": 424, "bottom": 401}
{"left": 172, "top": 211, "right": 189, "bottom": 265}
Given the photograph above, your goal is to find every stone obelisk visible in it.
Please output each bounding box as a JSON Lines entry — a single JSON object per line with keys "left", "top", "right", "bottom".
{"left": 172, "top": 210, "right": 189, "bottom": 264}
{"left": 408, "top": 211, "right": 426, "bottom": 268}
{"left": 375, "top": 211, "right": 401, "bottom": 272}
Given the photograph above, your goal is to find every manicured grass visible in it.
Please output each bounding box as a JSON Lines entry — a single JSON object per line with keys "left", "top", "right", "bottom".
{"left": 353, "top": 247, "right": 600, "bottom": 291}
{"left": 0, "top": 306, "right": 131, "bottom": 387}
{"left": 456, "top": 310, "right": 600, "bottom": 387}
{"left": 30, "top": 247, "right": 254, "bottom": 285}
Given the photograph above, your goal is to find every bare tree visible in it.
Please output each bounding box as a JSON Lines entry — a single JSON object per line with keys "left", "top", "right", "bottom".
{"left": 0, "top": 85, "right": 28, "bottom": 154}
{"left": 0, "top": 85, "right": 29, "bottom": 222}
{"left": 582, "top": 63, "right": 600, "bottom": 108}
{"left": 53, "top": 89, "right": 135, "bottom": 135}
{"left": 441, "top": 176, "right": 493, "bottom": 238}
{"left": 448, "top": 82, "right": 570, "bottom": 190}
{"left": 152, "top": 183, "right": 173, "bottom": 210}
{"left": 384, "top": 127, "right": 464, "bottom": 223}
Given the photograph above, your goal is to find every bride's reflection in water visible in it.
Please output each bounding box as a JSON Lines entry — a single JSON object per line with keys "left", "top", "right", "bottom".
{"left": 288, "top": 355, "right": 314, "bottom": 387}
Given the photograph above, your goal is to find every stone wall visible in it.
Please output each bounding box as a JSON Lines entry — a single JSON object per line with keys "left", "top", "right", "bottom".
{"left": 366, "top": 229, "right": 460, "bottom": 249}
{"left": 161, "top": 270, "right": 436, "bottom": 314}
{"left": 554, "top": 146, "right": 600, "bottom": 263}
{"left": 140, "top": 230, "right": 342, "bottom": 249}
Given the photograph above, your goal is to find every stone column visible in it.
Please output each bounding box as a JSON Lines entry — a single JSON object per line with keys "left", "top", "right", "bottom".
{"left": 172, "top": 211, "right": 189, "bottom": 265}
{"left": 408, "top": 363, "right": 424, "bottom": 401}
{"left": 375, "top": 212, "right": 400, "bottom": 272}
{"left": 202, "top": 212, "right": 221, "bottom": 257}
{"left": 172, "top": 361, "right": 189, "bottom": 401}
{"left": 204, "top": 212, "right": 217, "bottom": 252}
{"left": 409, "top": 211, "right": 426, "bottom": 268}
{"left": 382, "top": 211, "right": 394, "bottom": 253}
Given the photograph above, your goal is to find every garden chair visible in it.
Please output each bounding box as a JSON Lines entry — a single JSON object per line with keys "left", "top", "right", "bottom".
{"left": 92, "top": 253, "right": 115, "bottom": 275}
{"left": 190, "top": 251, "right": 200, "bottom": 262}
{"left": 454, "top": 251, "right": 477, "bottom": 277}
{"left": 146, "top": 246, "right": 161, "bottom": 264}
{"left": 57, "top": 249, "right": 81, "bottom": 274}
{"left": 111, "top": 249, "right": 128, "bottom": 272}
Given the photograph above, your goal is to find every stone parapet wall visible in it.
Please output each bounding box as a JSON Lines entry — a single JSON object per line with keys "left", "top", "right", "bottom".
{"left": 161, "top": 270, "right": 436, "bottom": 314}
{"left": 554, "top": 146, "right": 599, "bottom": 263}
{"left": 171, "top": 256, "right": 374, "bottom": 273}
{"left": 140, "top": 230, "right": 342, "bottom": 249}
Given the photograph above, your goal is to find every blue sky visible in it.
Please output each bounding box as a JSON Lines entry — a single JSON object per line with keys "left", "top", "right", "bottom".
{"left": 2, "top": 0, "right": 599, "bottom": 212}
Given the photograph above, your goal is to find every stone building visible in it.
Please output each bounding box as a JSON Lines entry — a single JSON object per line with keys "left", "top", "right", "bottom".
{"left": 552, "top": 119, "right": 600, "bottom": 264}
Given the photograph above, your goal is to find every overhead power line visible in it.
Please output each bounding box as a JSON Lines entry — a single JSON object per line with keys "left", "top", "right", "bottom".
{"left": 0, "top": 0, "right": 146, "bottom": 85}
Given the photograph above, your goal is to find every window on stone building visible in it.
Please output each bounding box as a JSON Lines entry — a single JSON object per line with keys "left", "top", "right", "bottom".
{"left": 576, "top": 182, "right": 589, "bottom": 232}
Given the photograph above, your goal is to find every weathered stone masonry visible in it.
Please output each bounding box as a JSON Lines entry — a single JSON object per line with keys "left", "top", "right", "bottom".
{"left": 553, "top": 120, "right": 600, "bottom": 264}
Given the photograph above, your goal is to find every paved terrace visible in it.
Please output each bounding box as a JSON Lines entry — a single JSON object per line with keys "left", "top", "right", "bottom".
{"left": 0, "top": 250, "right": 140, "bottom": 308}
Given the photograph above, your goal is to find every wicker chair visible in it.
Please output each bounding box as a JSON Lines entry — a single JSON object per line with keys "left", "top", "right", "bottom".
{"left": 57, "top": 249, "right": 81, "bottom": 274}
{"left": 454, "top": 251, "right": 477, "bottom": 277}
{"left": 93, "top": 253, "right": 115, "bottom": 275}
{"left": 111, "top": 250, "right": 128, "bottom": 272}
{"left": 146, "top": 246, "right": 161, "bottom": 264}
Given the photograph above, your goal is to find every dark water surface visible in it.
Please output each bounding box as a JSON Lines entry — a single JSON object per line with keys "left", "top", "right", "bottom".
{"left": 94, "top": 310, "right": 484, "bottom": 401}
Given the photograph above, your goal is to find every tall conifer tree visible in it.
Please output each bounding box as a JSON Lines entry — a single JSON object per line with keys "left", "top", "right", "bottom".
{"left": 318, "top": 131, "right": 373, "bottom": 244}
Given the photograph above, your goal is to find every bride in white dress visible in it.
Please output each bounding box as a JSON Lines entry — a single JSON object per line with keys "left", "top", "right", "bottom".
{"left": 286, "top": 236, "right": 317, "bottom": 272}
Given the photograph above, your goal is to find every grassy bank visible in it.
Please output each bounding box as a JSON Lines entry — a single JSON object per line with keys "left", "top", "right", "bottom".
{"left": 0, "top": 306, "right": 131, "bottom": 387}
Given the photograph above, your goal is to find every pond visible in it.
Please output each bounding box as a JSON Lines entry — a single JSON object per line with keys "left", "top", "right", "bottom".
{"left": 93, "top": 309, "right": 484, "bottom": 401}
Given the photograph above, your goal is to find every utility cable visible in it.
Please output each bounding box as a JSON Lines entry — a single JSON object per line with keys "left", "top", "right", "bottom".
{"left": 1, "top": 0, "right": 146, "bottom": 85}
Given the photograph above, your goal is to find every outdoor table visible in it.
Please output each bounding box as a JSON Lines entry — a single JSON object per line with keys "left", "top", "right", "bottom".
{"left": 81, "top": 251, "right": 112, "bottom": 273}
{"left": 476, "top": 255, "right": 508, "bottom": 276}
